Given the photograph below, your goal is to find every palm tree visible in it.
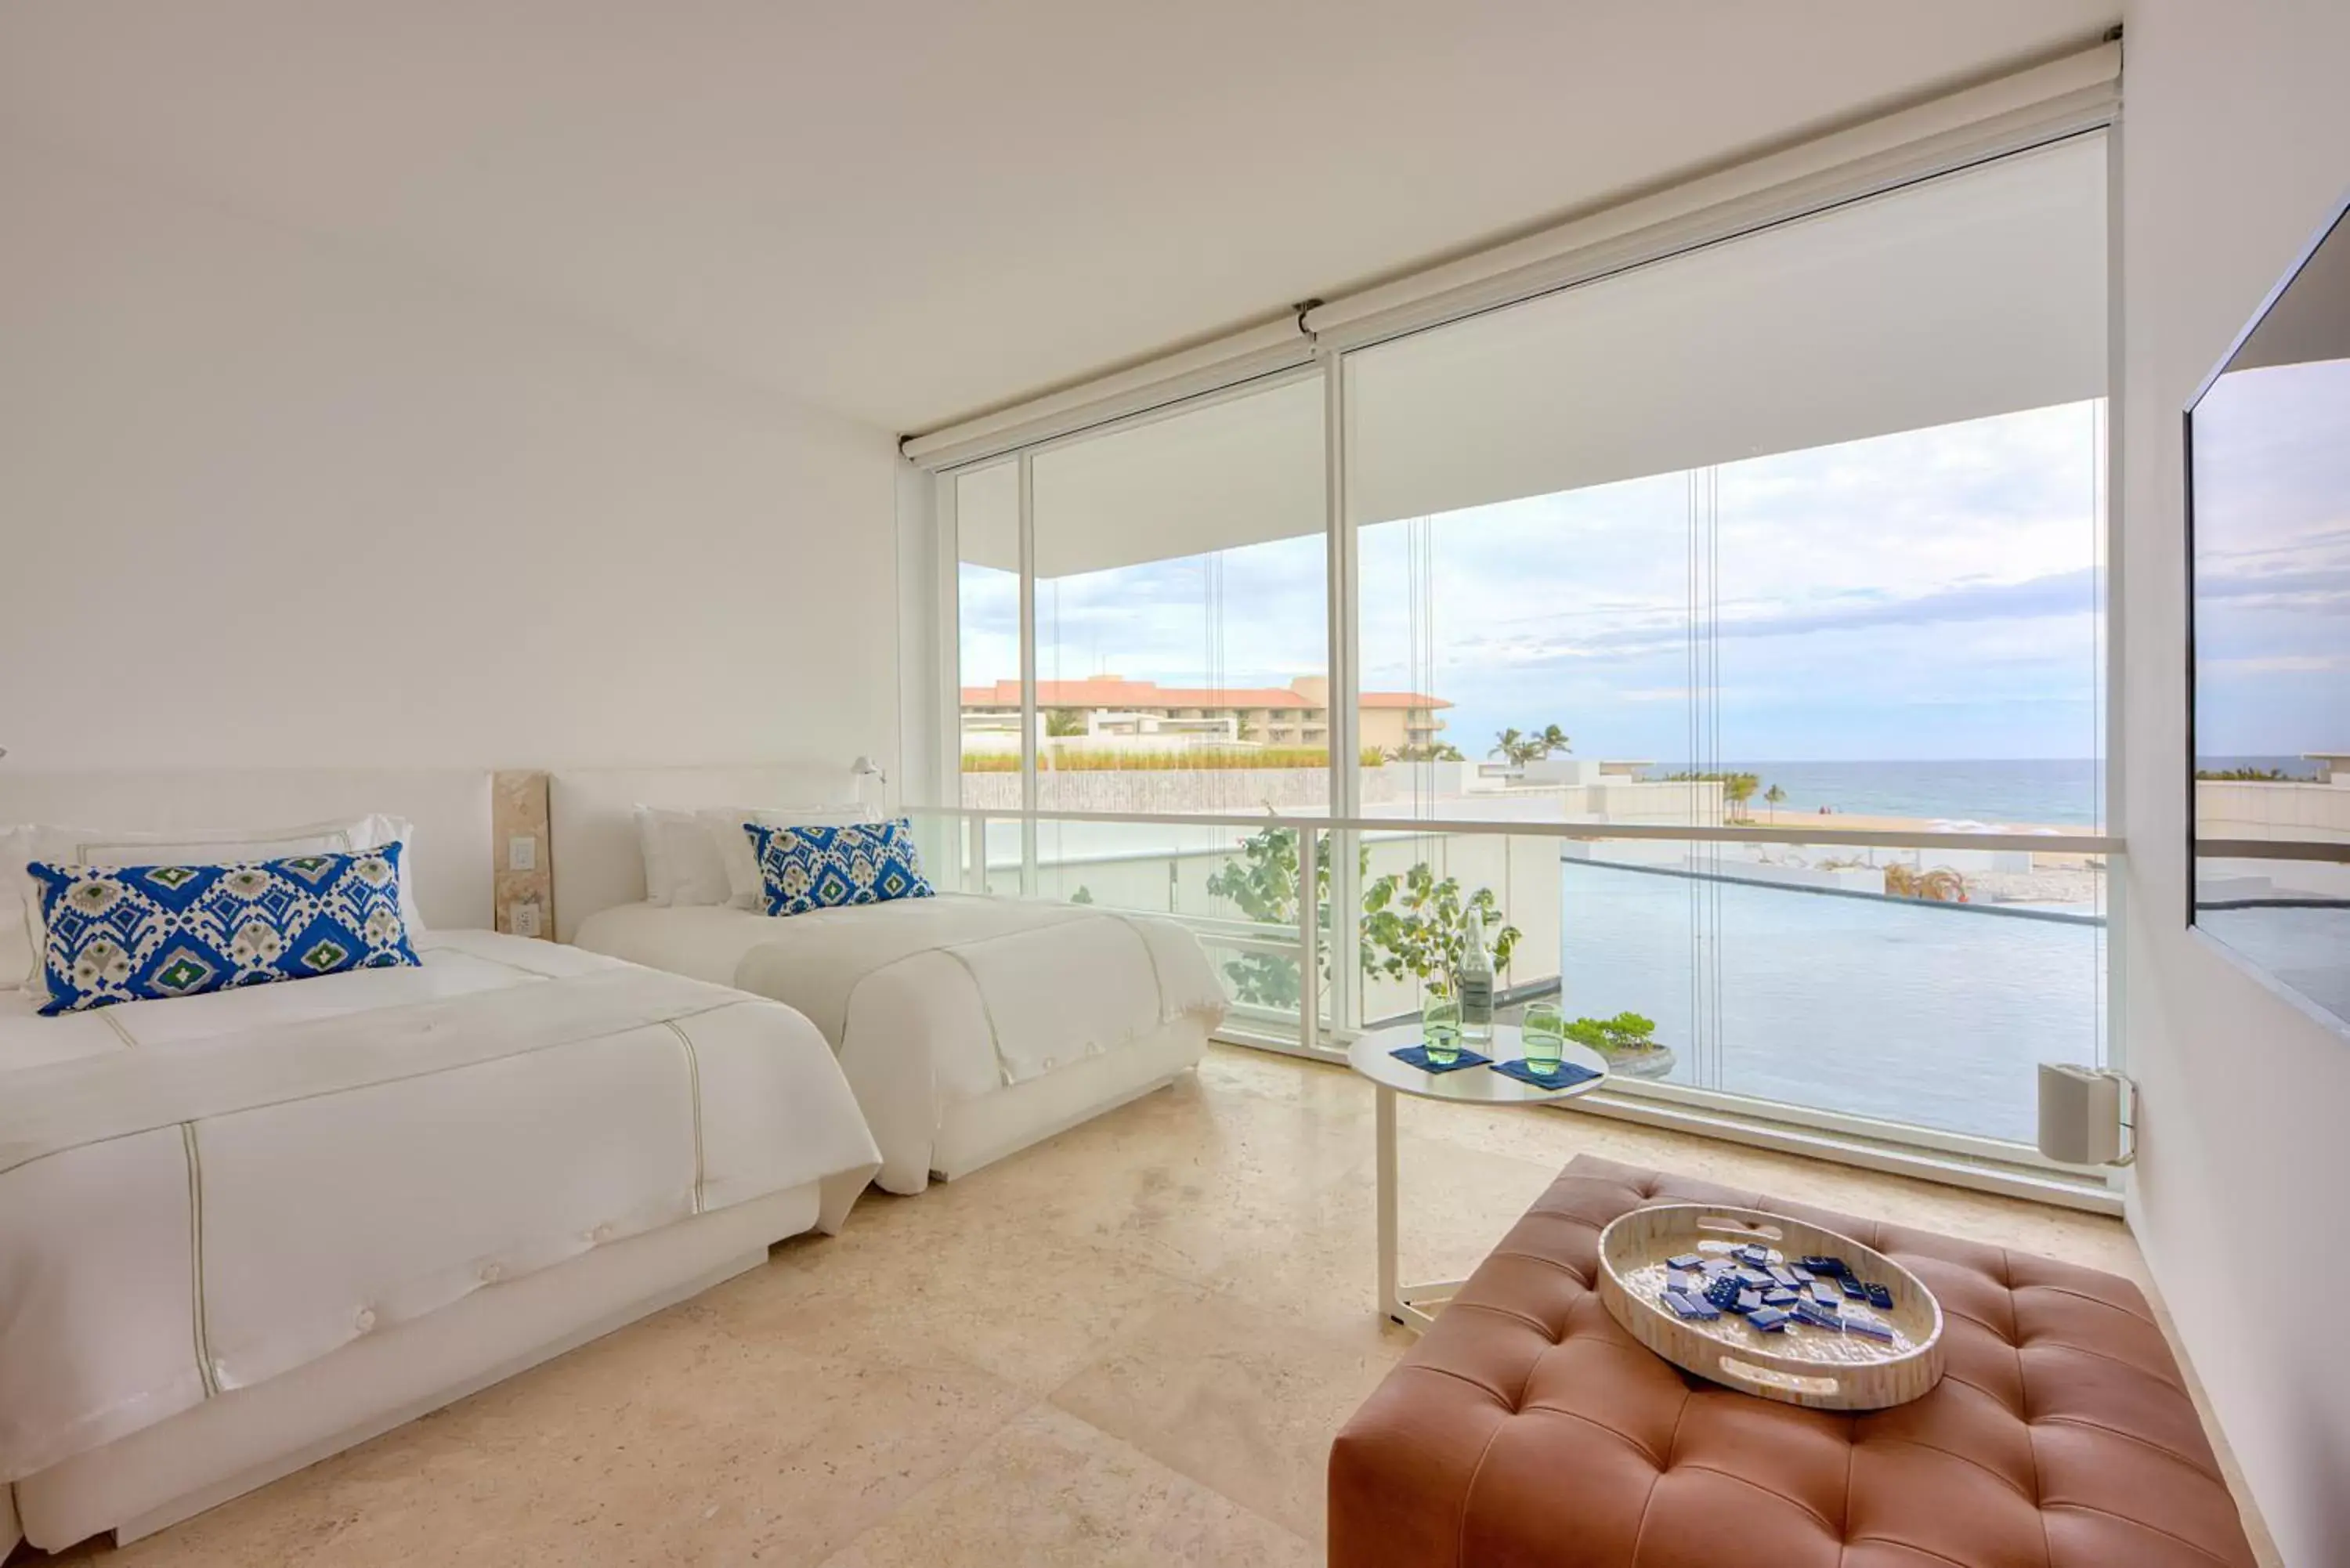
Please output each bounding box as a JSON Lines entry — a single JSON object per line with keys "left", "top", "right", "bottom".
{"left": 1490, "top": 728, "right": 1526, "bottom": 766}
{"left": 1535, "top": 724, "right": 1571, "bottom": 758}
{"left": 1722, "top": 771, "right": 1760, "bottom": 822}
{"left": 1764, "top": 783, "right": 1786, "bottom": 821}
{"left": 1043, "top": 709, "right": 1087, "bottom": 738}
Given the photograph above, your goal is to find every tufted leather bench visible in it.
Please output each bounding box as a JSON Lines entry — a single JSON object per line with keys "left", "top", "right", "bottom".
{"left": 1329, "top": 1154, "right": 2254, "bottom": 1567}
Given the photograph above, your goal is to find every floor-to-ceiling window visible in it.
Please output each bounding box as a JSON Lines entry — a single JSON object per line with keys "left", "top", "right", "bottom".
{"left": 1343, "top": 134, "right": 2109, "bottom": 1143}
{"left": 924, "top": 129, "right": 2115, "bottom": 1158}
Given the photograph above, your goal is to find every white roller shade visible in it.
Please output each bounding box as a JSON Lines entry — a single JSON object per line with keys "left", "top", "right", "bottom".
{"left": 962, "top": 373, "right": 1325, "bottom": 576}
{"left": 954, "top": 458, "right": 1018, "bottom": 571}
{"left": 1345, "top": 132, "right": 2108, "bottom": 528}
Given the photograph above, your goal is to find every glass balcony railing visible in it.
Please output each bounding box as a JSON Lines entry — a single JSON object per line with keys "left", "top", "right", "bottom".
{"left": 902, "top": 807, "right": 2110, "bottom": 1153}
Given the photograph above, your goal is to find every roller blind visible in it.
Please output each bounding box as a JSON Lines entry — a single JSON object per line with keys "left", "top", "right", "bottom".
{"left": 1346, "top": 132, "right": 2107, "bottom": 528}
{"left": 959, "top": 372, "right": 1325, "bottom": 576}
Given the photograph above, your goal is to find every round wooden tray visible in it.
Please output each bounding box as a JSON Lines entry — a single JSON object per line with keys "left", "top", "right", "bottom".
{"left": 1596, "top": 1203, "right": 1944, "bottom": 1411}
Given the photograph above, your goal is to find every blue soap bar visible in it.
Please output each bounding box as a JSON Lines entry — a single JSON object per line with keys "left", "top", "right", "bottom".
{"left": 1730, "top": 1290, "right": 1762, "bottom": 1316}
{"left": 1767, "top": 1266, "right": 1800, "bottom": 1290}
{"left": 1791, "top": 1300, "right": 1840, "bottom": 1329}
{"left": 1842, "top": 1315, "right": 1896, "bottom": 1342}
{"left": 1762, "top": 1288, "right": 1798, "bottom": 1307}
{"left": 1734, "top": 1245, "right": 1770, "bottom": 1268}
{"left": 1747, "top": 1306, "right": 1791, "bottom": 1332}
{"left": 1665, "top": 1290, "right": 1722, "bottom": 1321}
{"left": 1839, "top": 1276, "right": 1870, "bottom": 1301}
{"left": 1668, "top": 1253, "right": 1705, "bottom": 1271}
{"left": 1736, "top": 1270, "right": 1775, "bottom": 1292}
{"left": 1801, "top": 1255, "right": 1850, "bottom": 1278}
{"left": 1865, "top": 1284, "right": 1895, "bottom": 1310}
{"left": 1810, "top": 1281, "right": 1842, "bottom": 1307}
{"left": 1789, "top": 1265, "right": 1815, "bottom": 1284}
{"left": 1703, "top": 1277, "right": 1743, "bottom": 1310}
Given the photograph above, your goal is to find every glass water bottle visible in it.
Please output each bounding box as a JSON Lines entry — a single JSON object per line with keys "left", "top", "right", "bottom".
{"left": 1458, "top": 909, "right": 1496, "bottom": 1046}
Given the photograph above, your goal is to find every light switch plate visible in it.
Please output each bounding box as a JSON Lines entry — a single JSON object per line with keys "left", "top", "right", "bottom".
{"left": 508, "top": 835, "right": 537, "bottom": 872}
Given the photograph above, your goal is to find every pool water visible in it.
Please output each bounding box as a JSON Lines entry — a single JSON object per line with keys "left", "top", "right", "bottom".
{"left": 1560, "top": 862, "right": 2103, "bottom": 1144}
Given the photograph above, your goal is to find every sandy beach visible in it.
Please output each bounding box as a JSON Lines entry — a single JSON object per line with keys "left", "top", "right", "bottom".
{"left": 1734, "top": 808, "right": 2103, "bottom": 908}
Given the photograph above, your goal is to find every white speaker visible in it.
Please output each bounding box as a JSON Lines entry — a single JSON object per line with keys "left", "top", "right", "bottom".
{"left": 2037, "top": 1063, "right": 2128, "bottom": 1165}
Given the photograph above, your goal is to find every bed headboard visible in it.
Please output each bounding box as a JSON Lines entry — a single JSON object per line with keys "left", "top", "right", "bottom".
{"left": 0, "top": 768, "right": 494, "bottom": 929}
{"left": 547, "top": 764, "right": 862, "bottom": 941}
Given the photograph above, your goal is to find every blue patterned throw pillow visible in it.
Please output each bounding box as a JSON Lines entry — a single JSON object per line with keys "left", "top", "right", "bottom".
{"left": 745, "top": 818, "right": 934, "bottom": 917}
{"left": 28, "top": 844, "right": 421, "bottom": 1014}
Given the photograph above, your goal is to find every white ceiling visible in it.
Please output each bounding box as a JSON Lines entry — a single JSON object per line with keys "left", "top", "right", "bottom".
{"left": 0, "top": 2, "right": 2118, "bottom": 434}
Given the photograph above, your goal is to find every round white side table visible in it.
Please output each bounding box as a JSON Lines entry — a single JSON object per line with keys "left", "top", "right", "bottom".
{"left": 1348, "top": 1022, "right": 1609, "bottom": 1333}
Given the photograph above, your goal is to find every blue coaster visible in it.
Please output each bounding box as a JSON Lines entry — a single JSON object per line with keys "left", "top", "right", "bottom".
{"left": 1390, "top": 1043, "right": 1491, "bottom": 1074}
{"left": 1491, "top": 1057, "right": 1601, "bottom": 1090}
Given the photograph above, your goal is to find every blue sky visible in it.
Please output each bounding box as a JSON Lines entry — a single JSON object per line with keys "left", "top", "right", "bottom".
{"left": 967, "top": 399, "right": 2138, "bottom": 763}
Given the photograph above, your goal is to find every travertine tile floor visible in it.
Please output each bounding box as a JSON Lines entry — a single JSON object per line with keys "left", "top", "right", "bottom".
{"left": 27, "top": 1046, "right": 2277, "bottom": 1566}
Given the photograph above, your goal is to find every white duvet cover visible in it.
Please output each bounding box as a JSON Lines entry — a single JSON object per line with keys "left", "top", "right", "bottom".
{"left": 573, "top": 894, "right": 1227, "bottom": 1190}
{"left": 0, "top": 930, "right": 879, "bottom": 1485}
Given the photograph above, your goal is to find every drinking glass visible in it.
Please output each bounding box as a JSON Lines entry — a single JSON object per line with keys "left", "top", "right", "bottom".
{"left": 1522, "top": 1003, "right": 1567, "bottom": 1074}
{"left": 1421, "top": 996, "right": 1462, "bottom": 1065}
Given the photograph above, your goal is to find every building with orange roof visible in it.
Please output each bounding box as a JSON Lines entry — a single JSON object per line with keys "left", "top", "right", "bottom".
{"left": 960, "top": 674, "right": 1448, "bottom": 753}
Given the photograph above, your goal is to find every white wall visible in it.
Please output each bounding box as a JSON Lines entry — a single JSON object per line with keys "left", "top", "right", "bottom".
{"left": 2118, "top": 5, "right": 2350, "bottom": 1563}
{"left": 0, "top": 135, "right": 901, "bottom": 772}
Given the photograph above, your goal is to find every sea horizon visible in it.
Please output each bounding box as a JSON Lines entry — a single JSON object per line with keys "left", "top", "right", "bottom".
{"left": 1624, "top": 755, "right": 2325, "bottom": 827}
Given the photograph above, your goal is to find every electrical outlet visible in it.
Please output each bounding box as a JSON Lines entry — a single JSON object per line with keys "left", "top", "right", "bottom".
{"left": 508, "top": 835, "right": 537, "bottom": 872}
{"left": 509, "top": 900, "right": 542, "bottom": 939}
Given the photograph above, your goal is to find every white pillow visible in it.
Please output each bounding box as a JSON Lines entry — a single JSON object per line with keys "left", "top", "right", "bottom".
{"left": 697, "top": 804, "right": 875, "bottom": 909}
{"left": 634, "top": 807, "right": 732, "bottom": 908}
{"left": 2, "top": 813, "right": 424, "bottom": 995}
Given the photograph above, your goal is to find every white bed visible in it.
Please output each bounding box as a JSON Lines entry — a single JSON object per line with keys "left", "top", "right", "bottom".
{"left": 0, "top": 772, "right": 881, "bottom": 1555}
{"left": 552, "top": 767, "right": 1225, "bottom": 1194}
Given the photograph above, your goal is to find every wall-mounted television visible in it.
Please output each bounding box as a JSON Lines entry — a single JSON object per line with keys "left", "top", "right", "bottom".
{"left": 2187, "top": 188, "right": 2350, "bottom": 1028}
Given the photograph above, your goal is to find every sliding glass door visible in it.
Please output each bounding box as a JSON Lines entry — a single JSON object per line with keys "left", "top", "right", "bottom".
{"left": 929, "top": 130, "right": 2114, "bottom": 1152}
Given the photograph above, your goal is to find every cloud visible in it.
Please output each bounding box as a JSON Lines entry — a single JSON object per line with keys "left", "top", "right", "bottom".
{"left": 2204, "top": 654, "right": 2350, "bottom": 674}
{"left": 973, "top": 399, "right": 2123, "bottom": 758}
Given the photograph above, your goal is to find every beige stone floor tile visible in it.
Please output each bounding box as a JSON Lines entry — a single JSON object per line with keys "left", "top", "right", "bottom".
{"left": 1048, "top": 1292, "right": 1398, "bottom": 1543}
{"left": 691, "top": 1198, "right": 1208, "bottom": 1396}
{"left": 1377, "top": 1068, "right": 2142, "bottom": 1279}
{"left": 24, "top": 1041, "right": 2267, "bottom": 1568}
{"left": 816, "top": 1404, "right": 1314, "bottom": 1568}
{"left": 930, "top": 1076, "right": 1374, "bottom": 1289}
{"left": 83, "top": 1300, "right": 1028, "bottom": 1568}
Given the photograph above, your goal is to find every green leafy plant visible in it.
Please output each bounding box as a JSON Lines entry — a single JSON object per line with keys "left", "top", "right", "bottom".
{"left": 1662, "top": 770, "right": 1762, "bottom": 821}
{"left": 2196, "top": 766, "right": 2294, "bottom": 781}
{"left": 1488, "top": 725, "right": 1571, "bottom": 768}
{"left": 1202, "top": 826, "right": 1348, "bottom": 1007}
{"left": 1763, "top": 782, "right": 1786, "bottom": 820}
{"left": 1201, "top": 826, "right": 1521, "bottom": 1007}
{"left": 961, "top": 746, "right": 1336, "bottom": 773}
{"left": 1043, "top": 708, "right": 1087, "bottom": 738}
{"left": 1360, "top": 862, "right": 1520, "bottom": 996}
{"left": 1564, "top": 1011, "right": 1658, "bottom": 1056}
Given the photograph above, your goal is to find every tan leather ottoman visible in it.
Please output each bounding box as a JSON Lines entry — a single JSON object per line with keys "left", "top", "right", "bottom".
{"left": 1329, "top": 1155, "right": 2254, "bottom": 1567}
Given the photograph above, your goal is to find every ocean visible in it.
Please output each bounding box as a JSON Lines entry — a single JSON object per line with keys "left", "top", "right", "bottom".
{"left": 1631, "top": 757, "right": 2322, "bottom": 828}
{"left": 1636, "top": 758, "right": 2101, "bottom": 826}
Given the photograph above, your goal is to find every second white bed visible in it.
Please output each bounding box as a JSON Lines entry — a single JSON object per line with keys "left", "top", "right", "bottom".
{"left": 574, "top": 893, "right": 1223, "bottom": 1192}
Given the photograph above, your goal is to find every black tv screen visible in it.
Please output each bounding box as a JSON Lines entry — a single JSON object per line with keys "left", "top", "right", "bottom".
{"left": 2188, "top": 190, "right": 2350, "bottom": 1027}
